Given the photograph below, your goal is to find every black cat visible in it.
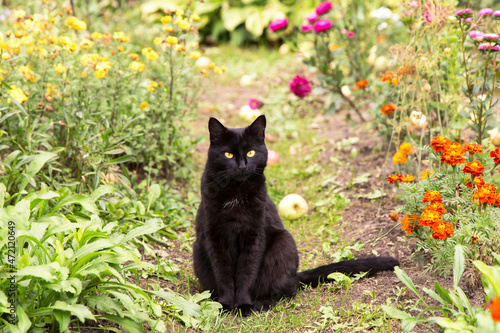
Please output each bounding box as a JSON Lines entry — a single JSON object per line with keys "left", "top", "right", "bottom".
{"left": 193, "top": 115, "right": 398, "bottom": 316}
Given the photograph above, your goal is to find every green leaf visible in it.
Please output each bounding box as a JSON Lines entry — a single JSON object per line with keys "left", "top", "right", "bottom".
{"left": 49, "top": 194, "right": 98, "bottom": 214}
{"left": 434, "top": 282, "right": 453, "bottom": 305}
{"left": 51, "top": 301, "right": 95, "bottom": 323}
{"left": 18, "top": 152, "right": 57, "bottom": 192}
{"left": 16, "top": 265, "right": 57, "bottom": 282}
{"left": 327, "top": 272, "right": 352, "bottom": 289}
{"left": 422, "top": 287, "right": 446, "bottom": 305}
{"left": 453, "top": 245, "right": 465, "bottom": 289}
{"left": 100, "top": 315, "right": 146, "bottom": 333}
{"left": 245, "top": 10, "right": 265, "bottom": 36}
{"left": 17, "top": 305, "right": 31, "bottom": 333}
{"left": 150, "top": 290, "right": 201, "bottom": 318}
{"left": 89, "top": 185, "right": 115, "bottom": 202}
{"left": 473, "top": 261, "right": 500, "bottom": 295}
{"left": 221, "top": 6, "right": 254, "bottom": 31}
{"left": 381, "top": 305, "right": 411, "bottom": 320}
{"left": 147, "top": 184, "right": 161, "bottom": 211}
{"left": 53, "top": 310, "right": 71, "bottom": 332}
{"left": 67, "top": 238, "right": 114, "bottom": 264}
{"left": 119, "top": 218, "right": 163, "bottom": 246}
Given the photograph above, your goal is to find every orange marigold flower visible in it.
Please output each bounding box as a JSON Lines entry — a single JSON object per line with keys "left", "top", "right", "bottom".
{"left": 466, "top": 177, "right": 485, "bottom": 189}
{"left": 381, "top": 71, "right": 394, "bottom": 83}
{"left": 356, "top": 79, "right": 369, "bottom": 90}
{"left": 387, "top": 174, "right": 403, "bottom": 184}
{"left": 402, "top": 174, "right": 415, "bottom": 182}
{"left": 489, "top": 297, "right": 500, "bottom": 322}
{"left": 399, "top": 142, "right": 412, "bottom": 155}
{"left": 381, "top": 104, "right": 396, "bottom": 116}
{"left": 423, "top": 202, "right": 447, "bottom": 216}
{"left": 473, "top": 183, "right": 499, "bottom": 205}
{"left": 418, "top": 210, "right": 441, "bottom": 227}
{"left": 440, "top": 142, "right": 465, "bottom": 166}
{"left": 463, "top": 143, "right": 483, "bottom": 154}
{"left": 462, "top": 161, "right": 484, "bottom": 177}
{"left": 430, "top": 136, "right": 451, "bottom": 153}
{"left": 400, "top": 214, "right": 416, "bottom": 235}
{"left": 423, "top": 190, "right": 442, "bottom": 203}
{"left": 431, "top": 221, "right": 454, "bottom": 240}
{"left": 420, "top": 169, "right": 435, "bottom": 179}
{"left": 389, "top": 212, "right": 399, "bottom": 221}
{"left": 398, "top": 65, "right": 415, "bottom": 76}
{"left": 491, "top": 148, "right": 500, "bottom": 164}
{"left": 392, "top": 151, "right": 407, "bottom": 164}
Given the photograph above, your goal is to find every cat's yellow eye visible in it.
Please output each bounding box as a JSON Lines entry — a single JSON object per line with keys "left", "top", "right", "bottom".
{"left": 247, "top": 150, "right": 255, "bottom": 157}
{"left": 225, "top": 152, "right": 233, "bottom": 159}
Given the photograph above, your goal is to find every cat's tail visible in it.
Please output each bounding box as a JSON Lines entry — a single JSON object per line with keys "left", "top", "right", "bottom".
{"left": 297, "top": 256, "right": 399, "bottom": 288}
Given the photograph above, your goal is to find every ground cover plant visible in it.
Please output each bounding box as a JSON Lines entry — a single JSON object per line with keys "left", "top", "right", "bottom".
{"left": 1, "top": 0, "right": 500, "bottom": 332}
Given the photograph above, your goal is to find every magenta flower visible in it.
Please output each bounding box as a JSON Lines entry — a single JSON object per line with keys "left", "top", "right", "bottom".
{"left": 301, "top": 24, "right": 312, "bottom": 32}
{"left": 347, "top": 31, "right": 355, "bottom": 38}
{"left": 306, "top": 12, "right": 318, "bottom": 22}
{"left": 455, "top": 8, "right": 473, "bottom": 17}
{"left": 316, "top": 1, "right": 332, "bottom": 15}
{"left": 494, "top": 10, "right": 500, "bottom": 17}
{"left": 269, "top": 18, "right": 288, "bottom": 32}
{"left": 478, "top": 43, "right": 500, "bottom": 52}
{"left": 478, "top": 8, "right": 493, "bottom": 15}
{"left": 248, "top": 98, "right": 264, "bottom": 109}
{"left": 289, "top": 75, "right": 311, "bottom": 98}
{"left": 484, "top": 34, "right": 499, "bottom": 40}
{"left": 313, "top": 19, "right": 332, "bottom": 32}
{"left": 464, "top": 18, "right": 472, "bottom": 23}
{"left": 469, "top": 30, "right": 484, "bottom": 40}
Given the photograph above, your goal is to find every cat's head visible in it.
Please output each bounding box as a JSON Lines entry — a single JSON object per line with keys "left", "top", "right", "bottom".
{"left": 206, "top": 115, "right": 268, "bottom": 182}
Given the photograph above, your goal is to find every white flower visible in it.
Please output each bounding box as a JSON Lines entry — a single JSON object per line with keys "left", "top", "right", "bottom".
{"left": 370, "top": 7, "right": 393, "bottom": 20}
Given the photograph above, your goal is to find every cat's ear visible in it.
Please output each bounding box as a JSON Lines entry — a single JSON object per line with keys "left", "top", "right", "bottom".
{"left": 247, "top": 115, "right": 266, "bottom": 143}
{"left": 208, "top": 117, "right": 229, "bottom": 144}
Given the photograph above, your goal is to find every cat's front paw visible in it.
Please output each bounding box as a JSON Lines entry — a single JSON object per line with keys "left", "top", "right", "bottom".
{"left": 218, "top": 295, "right": 235, "bottom": 312}
{"left": 236, "top": 303, "right": 253, "bottom": 317}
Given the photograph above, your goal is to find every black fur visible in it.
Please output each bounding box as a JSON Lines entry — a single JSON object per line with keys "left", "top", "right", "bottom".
{"left": 193, "top": 115, "right": 399, "bottom": 316}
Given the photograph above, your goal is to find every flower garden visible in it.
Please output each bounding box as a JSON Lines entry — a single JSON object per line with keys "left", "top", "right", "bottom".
{"left": 1, "top": 0, "right": 500, "bottom": 332}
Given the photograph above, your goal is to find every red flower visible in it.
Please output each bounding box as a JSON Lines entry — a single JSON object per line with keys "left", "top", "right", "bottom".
{"left": 423, "top": 202, "right": 447, "bottom": 215}
{"left": 462, "top": 161, "right": 485, "bottom": 177}
{"left": 289, "top": 75, "right": 311, "bottom": 98}
{"left": 489, "top": 297, "right": 500, "bottom": 322}
{"left": 466, "top": 177, "right": 485, "bottom": 189}
{"left": 423, "top": 190, "right": 442, "bottom": 203}
{"left": 463, "top": 143, "right": 483, "bottom": 154}
{"left": 387, "top": 174, "right": 403, "bottom": 184}
{"left": 381, "top": 104, "right": 396, "bottom": 116}
{"left": 440, "top": 142, "right": 465, "bottom": 165}
{"left": 430, "top": 136, "right": 451, "bottom": 153}
{"left": 431, "top": 221, "right": 454, "bottom": 240}
{"left": 418, "top": 210, "right": 441, "bottom": 227}
{"left": 491, "top": 148, "right": 500, "bottom": 164}
{"left": 356, "top": 80, "right": 369, "bottom": 90}
{"left": 473, "top": 183, "right": 499, "bottom": 205}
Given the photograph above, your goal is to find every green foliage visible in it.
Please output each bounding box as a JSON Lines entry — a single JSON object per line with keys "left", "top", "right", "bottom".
{"left": 383, "top": 245, "right": 500, "bottom": 332}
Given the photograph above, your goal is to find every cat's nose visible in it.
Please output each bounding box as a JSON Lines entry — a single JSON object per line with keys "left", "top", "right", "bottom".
{"left": 238, "top": 163, "right": 247, "bottom": 172}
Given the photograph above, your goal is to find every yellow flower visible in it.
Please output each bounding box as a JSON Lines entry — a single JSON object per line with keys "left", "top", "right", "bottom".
{"left": 59, "top": 36, "right": 71, "bottom": 45}
{"left": 117, "top": 45, "right": 125, "bottom": 52}
{"left": 65, "top": 16, "right": 87, "bottom": 31}
{"left": 220, "top": 66, "right": 227, "bottom": 73}
{"left": 7, "top": 85, "right": 28, "bottom": 104}
{"left": 153, "top": 37, "right": 164, "bottom": 46}
{"left": 163, "top": 25, "right": 175, "bottom": 33}
{"left": 140, "top": 101, "right": 149, "bottom": 110}
{"left": 174, "top": 45, "right": 186, "bottom": 52}
{"left": 191, "top": 13, "right": 200, "bottom": 21}
{"left": 81, "top": 54, "right": 99, "bottom": 68}
{"left": 90, "top": 32, "right": 103, "bottom": 40}
{"left": 142, "top": 47, "right": 159, "bottom": 61}
{"left": 200, "top": 69, "right": 208, "bottom": 76}
{"left": 79, "top": 72, "right": 87, "bottom": 78}
{"left": 209, "top": 62, "right": 215, "bottom": 69}
{"left": 213, "top": 66, "right": 223, "bottom": 75}
{"left": 177, "top": 18, "right": 191, "bottom": 30}
{"left": 392, "top": 151, "right": 407, "bottom": 164}
{"left": 54, "top": 63, "right": 67, "bottom": 74}
{"left": 96, "top": 60, "right": 112, "bottom": 72}
{"left": 399, "top": 142, "right": 412, "bottom": 155}
{"left": 175, "top": 9, "right": 184, "bottom": 17}
{"left": 329, "top": 44, "right": 340, "bottom": 51}
{"left": 129, "top": 61, "right": 146, "bottom": 72}
{"left": 165, "top": 36, "right": 178, "bottom": 45}
{"left": 190, "top": 51, "right": 201, "bottom": 59}
{"left": 113, "top": 32, "right": 129, "bottom": 43}
{"left": 161, "top": 15, "right": 173, "bottom": 24}
{"left": 129, "top": 53, "right": 140, "bottom": 60}
{"left": 420, "top": 169, "right": 435, "bottom": 180}
{"left": 190, "top": 41, "right": 199, "bottom": 48}
{"left": 80, "top": 40, "right": 94, "bottom": 49}
{"left": 402, "top": 174, "right": 415, "bottom": 182}
{"left": 147, "top": 81, "right": 159, "bottom": 92}
{"left": 95, "top": 70, "right": 107, "bottom": 79}
{"left": 64, "top": 42, "right": 78, "bottom": 52}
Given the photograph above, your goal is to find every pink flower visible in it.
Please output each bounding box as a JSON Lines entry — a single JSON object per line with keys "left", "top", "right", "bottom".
{"left": 478, "top": 43, "right": 500, "bottom": 51}
{"left": 494, "top": 10, "right": 500, "bottom": 17}
{"left": 289, "top": 75, "right": 311, "bottom": 98}
{"left": 347, "top": 31, "right": 355, "bottom": 38}
{"left": 408, "top": 1, "right": 418, "bottom": 7}
{"left": 455, "top": 8, "right": 473, "bottom": 17}
{"left": 301, "top": 24, "right": 312, "bottom": 32}
{"left": 269, "top": 18, "right": 288, "bottom": 32}
{"left": 423, "top": 11, "right": 432, "bottom": 22}
{"left": 469, "top": 30, "right": 484, "bottom": 40}
{"left": 313, "top": 19, "right": 332, "bottom": 33}
{"left": 340, "top": 28, "right": 347, "bottom": 35}
{"left": 403, "top": 10, "right": 413, "bottom": 17}
{"left": 483, "top": 34, "right": 499, "bottom": 40}
{"left": 464, "top": 18, "right": 472, "bottom": 23}
{"left": 306, "top": 12, "right": 318, "bottom": 22}
{"left": 478, "top": 8, "right": 493, "bottom": 15}
{"left": 248, "top": 98, "right": 263, "bottom": 109}
{"left": 316, "top": 1, "right": 332, "bottom": 15}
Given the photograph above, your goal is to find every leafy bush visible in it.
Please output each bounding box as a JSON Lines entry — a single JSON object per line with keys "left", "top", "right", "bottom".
{"left": 383, "top": 245, "right": 500, "bottom": 332}
{"left": 388, "top": 136, "right": 500, "bottom": 274}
